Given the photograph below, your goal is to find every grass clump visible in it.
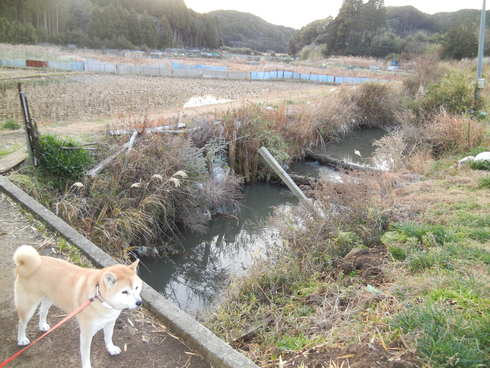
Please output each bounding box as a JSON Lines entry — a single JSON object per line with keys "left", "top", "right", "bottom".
{"left": 479, "top": 176, "right": 490, "bottom": 189}
{"left": 315, "top": 83, "right": 401, "bottom": 139}
{"left": 1, "top": 119, "right": 21, "bottom": 130}
{"left": 276, "top": 334, "right": 324, "bottom": 352}
{"left": 392, "top": 223, "right": 456, "bottom": 247}
{"left": 471, "top": 160, "right": 490, "bottom": 171}
{"left": 393, "top": 302, "right": 490, "bottom": 368}
{"left": 220, "top": 105, "right": 316, "bottom": 183}
{"left": 38, "top": 135, "right": 93, "bottom": 190}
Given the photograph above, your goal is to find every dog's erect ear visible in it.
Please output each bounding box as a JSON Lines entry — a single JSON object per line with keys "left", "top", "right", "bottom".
{"left": 103, "top": 272, "right": 117, "bottom": 288}
{"left": 129, "top": 259, "right": 140, "bottom": 272}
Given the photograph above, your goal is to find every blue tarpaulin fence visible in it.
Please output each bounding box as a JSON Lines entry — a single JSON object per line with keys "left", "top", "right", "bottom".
{"left": 0, "top": 59, "right": 26, "bottom": 68}
{"left": 250, "top": 70, "right": 374, "bottom": 84}
{"left": 0, "top": 58, "right": 386, "bottom": 85}
{"left": 48, "top": 61, "right": 85, "bottom": 71}
{"left": 171, "top": 62, "right": 228, "bottom": 72}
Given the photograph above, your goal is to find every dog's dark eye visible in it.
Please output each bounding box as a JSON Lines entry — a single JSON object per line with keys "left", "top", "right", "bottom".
{"left": 122, "top": 290, "right": 129, "bottom": 295}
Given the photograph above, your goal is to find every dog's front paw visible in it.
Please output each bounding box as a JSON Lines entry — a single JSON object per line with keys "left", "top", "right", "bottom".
{"left": 39, "top": 322, "right": 50, "bottom": 332}
{"left": 18, "top": 337, "right": 30, "bottom": 346}
{"left": 106, "top": 344, "right": 122, "bottom": 356}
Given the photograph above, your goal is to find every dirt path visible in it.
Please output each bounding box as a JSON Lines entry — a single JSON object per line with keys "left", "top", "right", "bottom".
{"left": 0, "top": 193, "right": 209, "bottom": 368}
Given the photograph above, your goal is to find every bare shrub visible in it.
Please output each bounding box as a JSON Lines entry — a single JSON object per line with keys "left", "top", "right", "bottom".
{"left": 314, "top": 87, "right": 358, "bottom": 138}
{"left": 315, "top": 83, "right": 402, "bottom": 140}
{"left": 406, "top": 148, "right": 434, "bottom": 174}
{"left": 422, "top": 112, "right": 485, "bottom": 156}
{"left": 54, "top": 134, "right": 242, "bottom": 258}
{"left": 221, "top": 104, "right": 318, "bottom": 182}
{"left": 402, "top": 55, "right": 445, "bottom": 97}
{"left": 350, "top": 83, "right": 402, "bottom": 127}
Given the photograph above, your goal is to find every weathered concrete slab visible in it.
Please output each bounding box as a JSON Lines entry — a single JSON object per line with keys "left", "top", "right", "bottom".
{"left": 0, "top": 176, "right": 260, "bottom": 368}
{"left": 0, "top": 150, "right": 27, "bottom": 174}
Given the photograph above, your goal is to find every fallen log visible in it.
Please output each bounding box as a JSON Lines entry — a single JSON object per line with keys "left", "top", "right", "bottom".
{"left": 108, "top": 124, "right": 195, "bottom": 136}
{"left": 86, "top": 143, "right": 130, "bottom": 177}
{"left": 305, "top": 150, "right": 382, "bottom": 172}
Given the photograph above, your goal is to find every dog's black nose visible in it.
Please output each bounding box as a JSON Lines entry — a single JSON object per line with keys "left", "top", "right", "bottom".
{"left": 136, "top": 300, "right": 142, "bottom": 307}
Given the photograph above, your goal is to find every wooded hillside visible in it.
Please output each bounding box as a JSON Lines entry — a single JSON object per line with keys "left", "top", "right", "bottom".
{"left": 0, "top": 0, "right": 294, "bottom": 52}
{"left": 290, "top": 1, "right": 490, "bottom": 59}
{"left": 210, "top": 10, "right": 295, "bottom": 53}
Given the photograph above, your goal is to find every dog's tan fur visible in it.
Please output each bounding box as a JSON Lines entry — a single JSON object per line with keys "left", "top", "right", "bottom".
{"left": 13, "top": 245, "right": 143, "bottom": 368}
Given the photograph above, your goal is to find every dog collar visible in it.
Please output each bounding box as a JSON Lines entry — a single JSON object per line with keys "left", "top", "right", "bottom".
{"left": 95, "top": 284, "right": 116, "bottom": 310}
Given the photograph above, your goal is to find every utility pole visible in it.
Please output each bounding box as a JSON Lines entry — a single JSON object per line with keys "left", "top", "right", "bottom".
{"left": 475, "top": 0, "right": 487, "bottom": 106}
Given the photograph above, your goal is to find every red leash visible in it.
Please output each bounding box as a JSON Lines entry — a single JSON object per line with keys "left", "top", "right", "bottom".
{"left": 0, "top": 297, "right": 95, "bottom": 367}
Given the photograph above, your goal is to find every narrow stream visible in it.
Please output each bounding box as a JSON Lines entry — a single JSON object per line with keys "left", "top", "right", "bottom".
{"left": 140, "top": 184, "right": 296, "bottom": 318}
{"left": 140, "top": 128, "right": 386, "bottom": 318}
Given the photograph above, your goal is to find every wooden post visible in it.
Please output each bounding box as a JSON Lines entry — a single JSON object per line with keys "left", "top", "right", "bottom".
{"left": 18, "top": 83, "right": 41, "bottom": 167}
{"left": 258, "top": 147, "right": 319, "bottom": 215}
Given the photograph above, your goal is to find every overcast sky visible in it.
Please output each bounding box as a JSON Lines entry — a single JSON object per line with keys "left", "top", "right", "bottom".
{"left": 185, "top": 0, "right": 486, "bottom": 29}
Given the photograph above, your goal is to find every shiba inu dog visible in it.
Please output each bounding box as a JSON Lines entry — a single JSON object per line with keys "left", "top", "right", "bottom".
{"left": 13, "top": 245, "right": 143, "bottom": 368}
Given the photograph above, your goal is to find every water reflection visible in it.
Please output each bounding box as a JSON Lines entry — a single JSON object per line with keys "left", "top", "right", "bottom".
{"left": 140, "top": 184, "right": 296, "bottom": 318}
{"left": 141, "top": 128, "right": 387, "bottom": 317}
{"left": 320, "top": 127, "right": 387, "bottom": 165}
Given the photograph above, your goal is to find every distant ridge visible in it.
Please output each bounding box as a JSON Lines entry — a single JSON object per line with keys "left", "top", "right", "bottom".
{"left": 209, "top": 10, "right": 296, "bottom": 53}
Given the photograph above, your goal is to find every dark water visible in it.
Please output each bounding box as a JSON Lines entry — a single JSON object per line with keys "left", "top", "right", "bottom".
{"left": 290, "top": 128, "right": 386, "bottom": 181}
{"left": 140, "top": 184, "right": 297, "bottom": 318}
{"left": 319, "top": 127, "right": 386, "bottom": 166}
{"left": 141, "top": 128, "right": 386, "bottom": 317}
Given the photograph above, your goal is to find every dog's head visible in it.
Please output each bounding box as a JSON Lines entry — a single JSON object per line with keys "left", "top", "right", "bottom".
{"left": 99, "top": 260, "right": 143, "bottom": 310}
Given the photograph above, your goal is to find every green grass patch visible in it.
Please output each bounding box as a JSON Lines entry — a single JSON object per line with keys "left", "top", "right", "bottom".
{"left": 393, "top": 303, "right": 490, "bottom": 367}
{"left": 392, "top": 223, "right": 456, "bottom": 247}
{"left": 0, "top": 119, "right": 21, "bottom": 130}
{"left": 407, "top": 248, "right": 453, "bottom": 273}
{"left": 479, "top": 176, "right": 490, "bottom": 189}
{"left": 465, "top": 146, "right": 489, "bottom": 156}
{"left": 38, "top": 135, "right": 94, "bottom": 190}
{"left": 470, "top": 160, "right": 490, "bottom": 171}
{"left": 0, "top": 149, "right": 14, "bottom": 158}
{"left": 455, "top": 213, "right": 490, "bottom": 228}
{"left": 388, "top": 246, "right": 408, "bottom": 261}
{"left": 276, "top": 334, "right": 323, "bottom": 352}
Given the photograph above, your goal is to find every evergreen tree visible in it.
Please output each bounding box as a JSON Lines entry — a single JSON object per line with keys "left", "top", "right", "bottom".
{"left": 442, "top": 25, "right": 478, "bottom": 60}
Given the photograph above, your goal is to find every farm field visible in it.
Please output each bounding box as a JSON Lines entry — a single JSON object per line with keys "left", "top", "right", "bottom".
{"left": 0, "top": 70, "right": 329, "bottom": 123}
{"left": 0, "top": 67, "right": 333, "bottom": 165}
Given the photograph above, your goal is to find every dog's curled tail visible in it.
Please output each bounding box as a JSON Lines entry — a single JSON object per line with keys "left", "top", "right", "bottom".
{"left": 14, "top": 245, "right": 42, "bottom": 278}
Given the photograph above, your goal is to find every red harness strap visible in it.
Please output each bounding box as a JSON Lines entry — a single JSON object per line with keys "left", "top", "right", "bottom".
{"left": 0, "top": 297, "right": 95, "bottom": 367}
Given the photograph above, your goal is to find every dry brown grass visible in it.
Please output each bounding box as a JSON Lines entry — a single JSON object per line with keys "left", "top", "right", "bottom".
{"left": 53, "top": 134, "right": 242, "bottom": 258}
{"left": 218, "top": 104, "right": 319, "bottom": 182}
{"left": 315, "top": 83, "right": 403, "bottom": 141}
{"left": 423, "top": 112, "right": 485, "bottom": 156}
{"left": 402, "top": 54, "right": 446, "bottom": 97}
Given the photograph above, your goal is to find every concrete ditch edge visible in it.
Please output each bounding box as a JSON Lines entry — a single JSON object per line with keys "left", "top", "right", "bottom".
{"left": 0, "top": 176, "right": 260, "bottom": 368}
